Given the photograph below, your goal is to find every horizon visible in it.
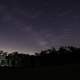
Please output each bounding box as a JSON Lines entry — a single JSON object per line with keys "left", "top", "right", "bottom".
{"left": 0, "top": 45, "right": 80, "bottom": 55}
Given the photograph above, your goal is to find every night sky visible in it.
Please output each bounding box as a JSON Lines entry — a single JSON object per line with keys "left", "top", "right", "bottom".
{"left": 0, "top": 0, "right": 80, "bottom": 54}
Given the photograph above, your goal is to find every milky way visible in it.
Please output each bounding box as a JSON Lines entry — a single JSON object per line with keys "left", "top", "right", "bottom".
{"left": 0, "top": 0, "right": 80, "bottom": 54}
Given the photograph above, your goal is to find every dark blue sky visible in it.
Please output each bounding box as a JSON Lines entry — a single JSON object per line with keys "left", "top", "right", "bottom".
{"left": 0, "top": 0, "right": 80, "bottom": 54}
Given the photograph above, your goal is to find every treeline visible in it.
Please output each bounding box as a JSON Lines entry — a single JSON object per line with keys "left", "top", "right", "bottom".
{"left": 1, "top": 46, "right": 80, "bottom": 67}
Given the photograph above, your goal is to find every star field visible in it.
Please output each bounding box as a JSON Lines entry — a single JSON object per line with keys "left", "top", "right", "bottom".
{"left": 0, "top": 0, "right": 80, "bottom": 54}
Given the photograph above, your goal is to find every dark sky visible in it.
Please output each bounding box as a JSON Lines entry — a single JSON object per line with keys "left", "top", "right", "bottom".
{"left": 0, "top": 0, "right": 80, "bottom": 54}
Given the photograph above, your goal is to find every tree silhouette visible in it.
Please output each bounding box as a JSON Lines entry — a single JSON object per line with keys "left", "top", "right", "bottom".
{"left": 0, "top": 46, "right": 80, "bottom": 67}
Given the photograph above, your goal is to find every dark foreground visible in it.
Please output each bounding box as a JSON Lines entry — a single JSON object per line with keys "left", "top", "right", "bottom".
{"left": 0, "top": 64, "right": 80, "bottom": 72}
{"left": 0, "top": 64, "right": 80, "bottom": 79}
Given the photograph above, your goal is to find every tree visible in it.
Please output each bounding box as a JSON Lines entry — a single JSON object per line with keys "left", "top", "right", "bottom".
{"left": 48, "top": 47, "right": 57, "bottom": 56}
